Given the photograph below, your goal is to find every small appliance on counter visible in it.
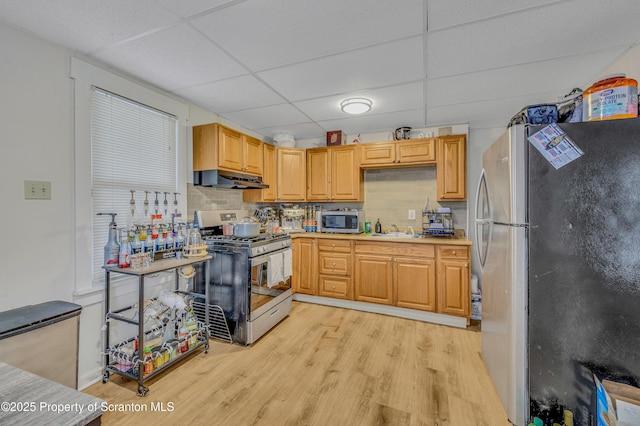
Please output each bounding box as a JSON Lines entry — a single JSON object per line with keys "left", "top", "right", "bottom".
{"left": 280, "top": 205, "right": 305, "bottom": 233}
{"left": 319, "top": 208, "right": 364, "bottom": 234}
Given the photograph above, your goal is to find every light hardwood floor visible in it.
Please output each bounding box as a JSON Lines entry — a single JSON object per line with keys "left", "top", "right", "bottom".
{"left": 84, "top": 302, "right": 510, "bottom": 425}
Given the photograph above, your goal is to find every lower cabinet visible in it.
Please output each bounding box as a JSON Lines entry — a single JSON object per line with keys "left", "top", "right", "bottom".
{"left": 436, "top": 245, "right": 470, "bottom": 317}
{"left": 355, "top": 242, "right": 436, "bottom": 310}
{"left": 354, "top": 254, "right": 393, "bottom": 304}
{"left": 317, "top": 239, "right": 353, "bottom": 299}
{"left": 395, "top": 257, "right": 437, "bottom": 311}
{"left": 293, "top": 237, "right": 470, "bottom": 319}
{"left": 292, "top": 238, "right": 317, "bottom": 295}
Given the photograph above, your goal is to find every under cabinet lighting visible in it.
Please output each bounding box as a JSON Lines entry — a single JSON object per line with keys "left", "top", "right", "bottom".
{"left": 340, "top": 98, "right": 372, "bottom": 115}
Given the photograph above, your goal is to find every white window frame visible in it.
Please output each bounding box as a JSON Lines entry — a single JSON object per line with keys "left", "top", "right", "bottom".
{"left": 71, "top": 57, "right": 189, "bottom": 292}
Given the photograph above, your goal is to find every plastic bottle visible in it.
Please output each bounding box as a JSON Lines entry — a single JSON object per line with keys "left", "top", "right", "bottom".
{"left": 375, "top": 219, "right": 382, "bottom": 233}
{"left": 131, "top": 227, "right": 142, "bottom": 255}
{"left": 143, "top": 226, "right": 153, "bottom": 254}
{"left": 143, "top": 347, "right": 153, "bottom": 375}
{"left": 164, "top": 224, "right": 173, "bottom": 251}
{"left": 582, "top": 74, "right": 638, "bottom": 121}
{"left": 98, "top": 213, "right": 120, "bottom": 266}
{"left": 118, "top": 228, "right": 131, "bottom": 268}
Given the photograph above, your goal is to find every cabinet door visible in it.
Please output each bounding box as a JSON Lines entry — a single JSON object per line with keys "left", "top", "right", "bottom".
{"left": 396, "top": 139, "right": 436, "bottom": 165}
{"left": 318, "top": 275, "right": 351, "bottom": 300}
{"left": 354, "top": 254, "right": 393, "bottom": 305}
{"left": 306, "top": 148, "right": 330, "bottom": 201}
{"left": 437, "top": 135, "right": 466, "bottom": 200}
{"left": 360, "top": 142, "right": 395, "bottom": 166}
{"left": 192, "top": 123, "right": 218, "bottom": 171}
{"left": 277, "top": 148, "right": 306, "bottom": 201}
{"left": 331, "top": 145, "right": 362, "bottom": 201}
{"left": 394, "top": 257, "right": 436, "bottom": 311}
{"left": 217, "top": 125, "right": 244, "bottom": 172}
{"left": 437, "top": 259, "right": 470, "bottom": 317}
{"left": 243, "top": 143, "right": 276, "bottom": 202}
{"left": 243, "top": 135, "right": 263, "bottom": 176}
{"left": 293, "top": 238, "right": 316, "bottom": 295}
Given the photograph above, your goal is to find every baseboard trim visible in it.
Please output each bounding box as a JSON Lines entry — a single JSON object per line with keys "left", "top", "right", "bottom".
{"left": 292, "top": 294, "right": 468, "bottom": 328}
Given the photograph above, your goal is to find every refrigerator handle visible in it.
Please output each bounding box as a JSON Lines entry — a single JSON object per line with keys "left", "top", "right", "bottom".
{"left": 474, "top": 169, "right": 492, "bottom": 269}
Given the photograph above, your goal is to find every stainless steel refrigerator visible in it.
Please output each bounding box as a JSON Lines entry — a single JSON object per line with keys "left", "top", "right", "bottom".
{"left": 475, "top": 119, "right": 640, "bottom": 426}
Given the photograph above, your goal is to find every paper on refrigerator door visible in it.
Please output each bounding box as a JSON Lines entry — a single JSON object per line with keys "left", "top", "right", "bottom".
{"left": 527, "top": 123, "right": 584, "bottom": 169}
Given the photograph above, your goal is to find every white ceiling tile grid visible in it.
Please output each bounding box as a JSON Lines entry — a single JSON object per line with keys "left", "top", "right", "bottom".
{"left": 0, "top": 0, "right": 638, "bottom": 140}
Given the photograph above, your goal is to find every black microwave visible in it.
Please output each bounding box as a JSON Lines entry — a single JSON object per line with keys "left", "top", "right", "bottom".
{"left": 319, "top": 210, "right": 364, "bottom": 234}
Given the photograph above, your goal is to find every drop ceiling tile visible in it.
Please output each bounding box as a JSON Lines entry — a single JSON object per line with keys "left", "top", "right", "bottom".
{"left": 154, "top": 0, "right": 235, "bottom": 18}
{"left": 220, "top": 104, "right": 311, "bottom": 130}
{"left": 257, "top": 37, "right": 424, "bottom": 101}
{"left": 426, "top": 47, "right": 630, "bottom": 107}
{"left": 174, "top": 75, "right": 286, "bottom": 113}
{"left": 426, "top": 93, "right": 557, "bottom": 128}
{"left": 294, "top": 81, "right": 424, "bottom": 122}
{"left": 427, "top": 0, "right": 640, "bottom": 78}
{"left": 191, "top": 0, "right": 424, "bottom": 71}
{"left": 92, "top": 22, "right": 247, "bottom": 91}
{"left": 427, "top": 0, "right": 563, "bottom": 31}
{"left": 0, "top": 0, "right": 179, "bottom": 53}
{"left": 256, "top": 122, "right": 327, "bottom": 142}
{"left": 318, "top": 109, "right": 425, "bottom": 137}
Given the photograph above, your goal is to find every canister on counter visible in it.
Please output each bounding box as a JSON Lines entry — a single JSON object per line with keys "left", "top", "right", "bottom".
{"left": 364, "top": 221, "right": 371, "bottom": 233}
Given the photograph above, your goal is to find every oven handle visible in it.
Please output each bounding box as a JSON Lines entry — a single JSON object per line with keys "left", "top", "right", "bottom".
{"left": 251, "top": 246, "right": 292, "bottom": 266}
{"left": 208, "top": 246, "right": 245, "bottom": 256}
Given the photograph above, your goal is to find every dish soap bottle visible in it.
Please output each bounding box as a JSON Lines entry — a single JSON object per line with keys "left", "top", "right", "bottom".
{"left": 375, "top": 219, "right": 382, "bottom": 233}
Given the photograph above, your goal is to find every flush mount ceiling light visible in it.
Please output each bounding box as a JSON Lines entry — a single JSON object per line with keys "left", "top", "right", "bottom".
{"left": 340, "top": 97, "right": 372, "bottom": 115}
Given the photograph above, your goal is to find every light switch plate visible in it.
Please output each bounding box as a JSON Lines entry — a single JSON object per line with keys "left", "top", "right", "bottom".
{"left": 24, "top": 180, "right": 51, "bottom": 200}
{"left": 408, "top": 209, "right": 416, "bottom": 220}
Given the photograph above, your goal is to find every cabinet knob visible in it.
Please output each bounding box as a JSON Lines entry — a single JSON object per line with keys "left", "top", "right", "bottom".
{"left": 452, "top": 250, "right": 456, "bottom": 255}
{"left": 332, "top": 262, "right": 336, "bottom": 266}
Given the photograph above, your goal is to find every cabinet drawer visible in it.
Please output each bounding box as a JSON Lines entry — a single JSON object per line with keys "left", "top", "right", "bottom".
{"left": 318, "top": 252, "right": 351, "bottom": 275}
{"left": 437, "top": 246, "right": 469, "bottom": 260}
{"left": 317, "top": 239, "right": 352, "bottom": 253}
{"left": 355, "top": 241, "right": 434, "bottom": 258}
{"left": 318, "top": 275, "right": 351, "bottom": 299}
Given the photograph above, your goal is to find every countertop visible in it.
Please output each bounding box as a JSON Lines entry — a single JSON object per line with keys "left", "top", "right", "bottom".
{"left": 290, "top": 232, "right": 472, "bottom": 246}
{"left": 0, "top": 361, "right": 104, "bottom": 425}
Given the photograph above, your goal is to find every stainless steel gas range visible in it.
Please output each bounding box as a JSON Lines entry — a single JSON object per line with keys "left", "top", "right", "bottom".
{"left": 193, "top": 210, "right": 292, "bottom": 345}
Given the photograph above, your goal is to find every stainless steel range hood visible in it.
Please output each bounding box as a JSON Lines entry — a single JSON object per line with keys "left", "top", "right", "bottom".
{"left": 193, "top": 170, "right": 268, "bottom": 189}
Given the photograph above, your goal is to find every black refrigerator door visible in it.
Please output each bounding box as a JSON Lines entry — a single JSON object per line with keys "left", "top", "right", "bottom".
{"left": 527, "top": 118, "right": 640, "bottom": 425}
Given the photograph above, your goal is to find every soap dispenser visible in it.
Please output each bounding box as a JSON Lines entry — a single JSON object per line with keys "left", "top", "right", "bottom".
{"left": 375, "top": 219, "right": 382, "bottom": 233}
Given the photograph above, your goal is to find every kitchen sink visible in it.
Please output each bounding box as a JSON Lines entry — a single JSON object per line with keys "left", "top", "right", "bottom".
{"left": 369, "top": 232, "right": 420, "bottom": 239}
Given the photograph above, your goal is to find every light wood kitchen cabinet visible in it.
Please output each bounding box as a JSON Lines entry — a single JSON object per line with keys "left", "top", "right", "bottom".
{"left": 395, "top": 257, "right": 437, "bottom": 312}
{"left": 307, "top": 145, "right": 362, "bottom": 201}
{"left": 354, "top": 241, "right": 436, "bottom": 309}
{"left": 243, "top": 143, "right": 277, "bottom": 202}
{"left": 292, "top": 238, "right": 317, "bottom": 295}
{"left": 436, "top": 245, "right": 470, "bottom": 317}
{"left": 360, "top": 138, "right": 436, "bottom": 168}
{"left": 277, "top": 148, "right": 306, "bottom": 201}
{"left": 436, "top": 135, "right": 466, "bottom": 201}
{"left": 193, "top": 123, "right": 264, "bottom": 176}
{"left": 317, "top": 239, "right": 353, "bottom": 299}
{"left": 354, "top": 253, "right": 393, "bottom": 304}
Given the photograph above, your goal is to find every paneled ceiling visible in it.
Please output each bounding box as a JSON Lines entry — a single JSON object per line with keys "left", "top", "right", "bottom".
{"left": 1, "top": 0, "right": 639, "bottom": 141}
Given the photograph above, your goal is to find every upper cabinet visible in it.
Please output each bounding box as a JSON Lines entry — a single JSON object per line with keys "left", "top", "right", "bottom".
{"left": 307, "top": 145, "right": 363, "bottom": 202}
{"left": 243, "top": 143, "right": 277, "bottom": 203}
{"left": 193, "top": 123, "right": 263, "bottom": 176}
{"left": 436, "top": 135, "right": 466, "bottom": 201}
{"left": 276, "top": 148, "right": 306, "bottom": 201}
{"left": 360, "top": 138, "right": 436, "bottom": 168}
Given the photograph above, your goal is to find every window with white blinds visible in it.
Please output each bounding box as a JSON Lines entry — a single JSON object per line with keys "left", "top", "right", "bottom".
{"left": 91, "top": 87, "right": 177, "bottom": 282}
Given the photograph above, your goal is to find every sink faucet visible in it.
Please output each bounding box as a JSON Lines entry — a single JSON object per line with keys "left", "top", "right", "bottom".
{"left": 389, "top": 224, "right": 398, "bottom": 233}
{"left": 407, "top": 226, "right": 414, "bottom": 235}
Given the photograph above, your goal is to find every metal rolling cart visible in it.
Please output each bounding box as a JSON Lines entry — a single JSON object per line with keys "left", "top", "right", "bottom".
{"left": 102, "top": 256, "right": 212, "bottom": 396}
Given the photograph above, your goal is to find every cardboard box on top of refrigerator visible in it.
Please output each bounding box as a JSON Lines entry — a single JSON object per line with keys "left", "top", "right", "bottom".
{"left": 326, "top": 130, "right": 346, "bottom": 146}
{"left": 603, "top": 380, "right": 640, "bottom": 426}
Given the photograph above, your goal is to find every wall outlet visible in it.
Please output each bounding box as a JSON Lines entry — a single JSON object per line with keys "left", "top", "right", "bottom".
{"left": 24, "top": 180, "right": 51, "bottom": 200}
{"left": 408, "top": 209, "right": 416, "bottom": 220}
